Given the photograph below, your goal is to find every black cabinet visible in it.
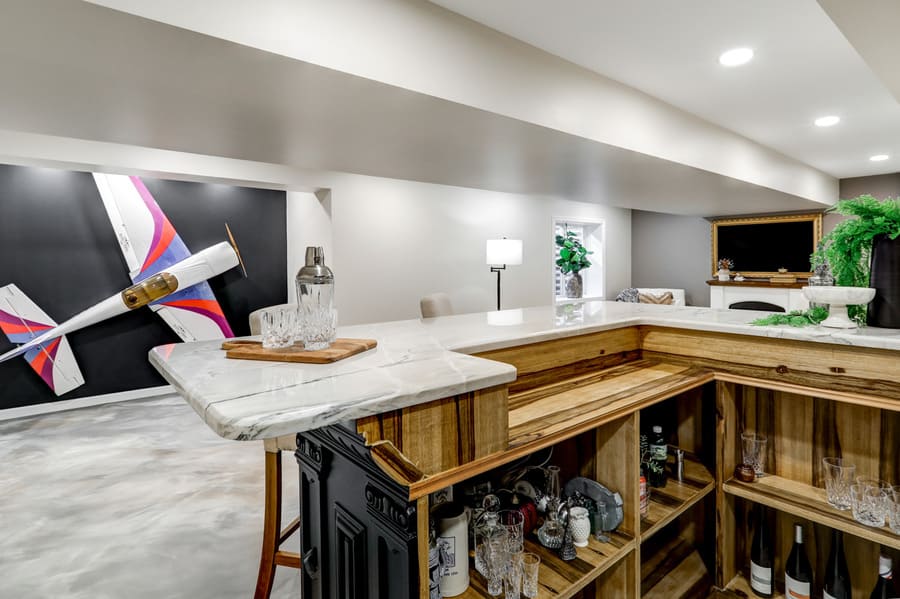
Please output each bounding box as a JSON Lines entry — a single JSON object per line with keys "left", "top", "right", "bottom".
{"left": 296, "top": 424, "right": 421, "bottom": 599}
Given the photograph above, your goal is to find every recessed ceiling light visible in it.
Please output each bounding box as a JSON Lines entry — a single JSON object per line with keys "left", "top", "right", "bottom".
{"left": 870, "top": 154, "right": 890, "bottom": 162}
{"left": 719, "top": 47, "right": 754, "bottom": 67}
{"left": 814, "top": 115, "right": 840, "bottom": 127}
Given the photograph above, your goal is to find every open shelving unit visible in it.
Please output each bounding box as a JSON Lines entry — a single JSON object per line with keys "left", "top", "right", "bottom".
{"left": 716, "top": 380, "right": 900, "bottom": 598}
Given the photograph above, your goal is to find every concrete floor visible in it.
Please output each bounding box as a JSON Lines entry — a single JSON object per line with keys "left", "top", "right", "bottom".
{"left": 0, "top": 395, "right": 300, "bottom": 598}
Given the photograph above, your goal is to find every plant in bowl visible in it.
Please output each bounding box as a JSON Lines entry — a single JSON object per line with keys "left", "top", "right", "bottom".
{"left": 556, "top": 231, "right": 593, "bottom": 298}
{"left": 812, "top": 195, "right": 900, "bottom": 325}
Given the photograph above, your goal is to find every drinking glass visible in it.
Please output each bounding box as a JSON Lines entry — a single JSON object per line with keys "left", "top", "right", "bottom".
{"left": 260, "top": 306, "right": 297, "bottom": 349}
{"left": 483, "top": 528, "right": 509, "bottom": 597}
{"left": 499, "top": 510, "right": 525, "bottom": 553}
{"left": 822, "top": 457, "right": 856, "bottom": 510}
{"left": 741, "top": 432, "right": 768, "bottom": 477}
{"left": 856, "top": 477, "right": 891, "bottom": 493}
{"left": 888, "top": 494, "right": 900, "bottom": 534}
{"left": 505, "top": 551, "right": 523, "bottom": 599}
{"left": 300, "top": 306, "right": 336, "bottom": 351}
{"left": 521, "top": 552, "right": 541, "bottom": 598}
{"left": 851, "top": 484, "right": 887, "bottom": 527}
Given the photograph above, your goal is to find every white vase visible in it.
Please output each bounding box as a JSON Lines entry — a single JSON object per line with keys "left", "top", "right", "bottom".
{"left": 568, "top": 506, "right": 591, "bottom": 548}
{"left": 717, "top": 269, "right": 731, "bottom": 282}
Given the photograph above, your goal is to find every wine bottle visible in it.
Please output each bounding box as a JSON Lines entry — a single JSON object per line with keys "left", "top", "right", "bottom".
{"left": 648, "top": 425, "right": 668, "bottom": 488}
{"left": 784, "top": 523, "right": 812, "bottom": 599}
{"left": 823, "top": 529, "right": 851, "bottom": 599}
{"left": 870, "top": 554, "right": 898, "bottom": 599}
{"left": 749, "top": 506, "right": 773, "bottom": 597}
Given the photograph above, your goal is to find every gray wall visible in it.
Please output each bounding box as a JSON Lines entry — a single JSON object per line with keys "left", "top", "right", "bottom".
{"left": 839, "top": 173, "right": 900, "bottom": 200}
{"left": 631, "top": 210, "right": 711, "bottom": 307}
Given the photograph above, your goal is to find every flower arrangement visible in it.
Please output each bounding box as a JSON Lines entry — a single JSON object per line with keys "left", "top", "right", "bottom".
{"left": 717, "top": 258, "right": 734, "bottom": 271}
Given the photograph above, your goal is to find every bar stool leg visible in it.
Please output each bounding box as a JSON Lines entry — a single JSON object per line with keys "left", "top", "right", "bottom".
{"left": 255, "top": 450, "right": 281, "bottom": 599}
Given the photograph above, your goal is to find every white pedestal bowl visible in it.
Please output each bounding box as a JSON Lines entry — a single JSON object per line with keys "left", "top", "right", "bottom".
{"left": 801, "top": 286, "right": 876, "bottom": 328}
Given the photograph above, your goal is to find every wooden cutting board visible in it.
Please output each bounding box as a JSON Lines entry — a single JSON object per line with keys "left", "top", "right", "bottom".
{"left": 221, "top": 338, "right": 377, "bottom": 364}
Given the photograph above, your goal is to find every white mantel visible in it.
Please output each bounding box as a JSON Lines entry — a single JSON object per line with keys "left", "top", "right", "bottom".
{"left": 708, "top": 280, "right": 808, "bottom": 312}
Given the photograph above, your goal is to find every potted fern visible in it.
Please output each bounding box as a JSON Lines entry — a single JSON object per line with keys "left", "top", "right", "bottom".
{"left": 813, "top": 195, "right": 900, "bottom": 326}
{"left": 556, "top": 231, "right": 593, "bottom": 298}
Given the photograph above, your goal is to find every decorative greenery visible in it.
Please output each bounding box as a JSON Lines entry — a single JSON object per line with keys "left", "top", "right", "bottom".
{"left": 812, "top": 195, "right": 900, "bottom": 322}
{"left": 555, "top": 231, "right": 593, "bottom": 275}
{"left": 717, "top": 257, "right": 734, "bottom": 270}
{"left": 813, "top": 195, "right": 900, "bottom": 288}
{"left": 750, "top": 306, "right": 829, "bottom": 327}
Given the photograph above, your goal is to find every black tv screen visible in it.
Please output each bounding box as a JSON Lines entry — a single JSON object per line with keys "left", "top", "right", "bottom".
{"left": 716, "top": 220, "right": 816, "bottom": 274}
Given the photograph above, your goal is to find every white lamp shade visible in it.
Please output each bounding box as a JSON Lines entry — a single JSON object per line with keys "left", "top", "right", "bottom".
{"left": 486, "top": 239, "right": 523, "bottom": 265}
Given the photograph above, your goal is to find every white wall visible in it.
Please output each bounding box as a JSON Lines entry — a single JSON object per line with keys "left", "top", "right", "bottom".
{"left": 313, "top": 174, "right": 630, "bottom": 325}
{"left": 286, "top": 190, "right": 333, "bottom": 304}
{"left": 0, "top": 130, "right": 630, "bottom": 325}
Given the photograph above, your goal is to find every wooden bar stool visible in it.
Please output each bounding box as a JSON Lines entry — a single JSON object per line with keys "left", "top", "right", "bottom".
{"left": 255, "top": 434, "right": 301, "bottom": 599}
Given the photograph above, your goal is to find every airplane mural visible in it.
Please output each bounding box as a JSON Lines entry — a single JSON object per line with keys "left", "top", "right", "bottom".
{"left": 0, "top": 173, "right": 245, "bottom": 396}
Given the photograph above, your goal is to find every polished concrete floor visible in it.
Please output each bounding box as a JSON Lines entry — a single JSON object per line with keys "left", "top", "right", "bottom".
{"left": 0, "top": 395, "right": 300, "bottom": 598}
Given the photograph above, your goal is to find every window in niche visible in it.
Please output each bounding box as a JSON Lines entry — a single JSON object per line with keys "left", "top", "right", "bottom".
{"left": 553, "top": 218, "right": 605, "bottom": 301}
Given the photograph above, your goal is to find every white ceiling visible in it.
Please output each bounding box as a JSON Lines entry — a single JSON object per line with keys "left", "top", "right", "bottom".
{"left": 429, "top": 0, "right": 900, "bottom": 180}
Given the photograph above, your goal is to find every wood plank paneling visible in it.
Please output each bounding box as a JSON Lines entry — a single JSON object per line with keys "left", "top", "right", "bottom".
{"left": 474, "top": 328, "right": 641, "bottom": 378}
{"left": 773, "top": 392, "right": 813, "bottom": 484}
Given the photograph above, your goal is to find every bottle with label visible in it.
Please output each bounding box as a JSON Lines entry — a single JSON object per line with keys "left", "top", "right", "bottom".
{"left": 428, "top": 520, "right": 442, "bottom": 599}
{"left": 648, "top": 425, "right": 668, "bottom": 488}
{"left": 749, "top": 506, "right": 773, "bottom": 598}
{"left": 870, "top": 554, "right": 898, "bottom": 599}
{"left": 785, "top": 523, "right": 812, "bottom": 599}
{"left": 823, "top": 529, "right": 851, "bottom": 599}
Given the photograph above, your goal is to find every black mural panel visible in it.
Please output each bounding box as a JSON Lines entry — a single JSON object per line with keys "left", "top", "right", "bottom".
{"left": 0, "top": 164, "right": 287, "bottom": 409}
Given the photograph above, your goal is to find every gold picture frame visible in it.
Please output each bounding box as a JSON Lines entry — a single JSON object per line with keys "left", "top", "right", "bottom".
{"left": 711, "top": 213, "right": 823, "bottom": 278}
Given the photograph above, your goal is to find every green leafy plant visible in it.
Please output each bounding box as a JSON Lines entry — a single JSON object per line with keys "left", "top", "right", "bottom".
{"left": 555, "top": 231, "right": 593, "bottom": 275}
{"left": 751, "top": 306, "right": 829, "bottom": 327}
{"left": 812, "top": 195, "right": 900, "bottom": 321}
{"left": 813, "top": 195, "right": 900, "bottom": 287}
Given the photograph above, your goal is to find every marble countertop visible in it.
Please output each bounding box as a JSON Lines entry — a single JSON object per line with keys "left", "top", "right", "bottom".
{"left": 150, "top": 301, "right": 900, "bottom": 440}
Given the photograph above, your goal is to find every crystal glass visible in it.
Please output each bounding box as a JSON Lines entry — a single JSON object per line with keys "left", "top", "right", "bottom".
{"left": 741, "top": 432, "right": 767, "bottom": 477}
{"left": 505, "top": 552, "right": 523, "bottom": 599}
{"left": 260, "top": 306, "right": 297, "bottom": 349}
{"left": 537, "top": 465, "right": 564, "bottom": 548}
{"left": 474, "top": 511, "right": 501, "bottom": 576}
{"left": 851, "top": 484, "right": 887, "bottom": 527}
{"left": 822, "top": 457, "right": 856, "bottom": 510}
{"left": 856, "top": 477, "right": 891, "bottom": 493}
{"left": 888, "top": 494, "right": 900, "bottom": 534}
{"left": 521, "top": 552, "right": 540, "bottom": 599}
{"left": 300, "top": 306, "right": 336, "bottom": 351}
{"left": 482, "top": 528, "right": 509, "bottom": 597}
{"left": 499, "top": 510, "right": 525, "bottom": 553}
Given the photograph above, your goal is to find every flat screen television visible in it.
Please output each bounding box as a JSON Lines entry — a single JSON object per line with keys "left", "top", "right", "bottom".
{"left": 711, "top": 213, "right": 823, "bottom": 278}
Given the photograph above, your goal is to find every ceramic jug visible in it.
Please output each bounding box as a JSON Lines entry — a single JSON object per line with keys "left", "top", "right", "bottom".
{"left": 432, "top": 502, "right": 470, "bottom": 597}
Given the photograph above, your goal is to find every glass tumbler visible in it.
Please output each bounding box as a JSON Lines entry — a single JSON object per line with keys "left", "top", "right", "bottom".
{"left": 300, "top": 307, "right": 336, "bottom": 351}
{"left": 521, "top": 552, "right": 540, "bottom": 598}
{"left": 499, "top": 510, "right": 525, "bottom": 554}
{"left": 851, "top": 484, "right": 887, "bottom": 527}
{"left": 741, "top": 432, "right": 768, "bottom": 477}
{"left": 260, "top": 306, "right": 297, "bottom": 349}
{"left": 888, "top": 493, "right": 900, "bottom": 534}
{"left": 822, "top": 457, "right": 856, "bottom": 510}
{"left": 505, "top": 551, "right": 523, "bottom": 599}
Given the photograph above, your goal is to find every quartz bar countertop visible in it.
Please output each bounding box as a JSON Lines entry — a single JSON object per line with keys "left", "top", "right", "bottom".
{"left": 149, "top": 301, "right": 900, "bottom": 440}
